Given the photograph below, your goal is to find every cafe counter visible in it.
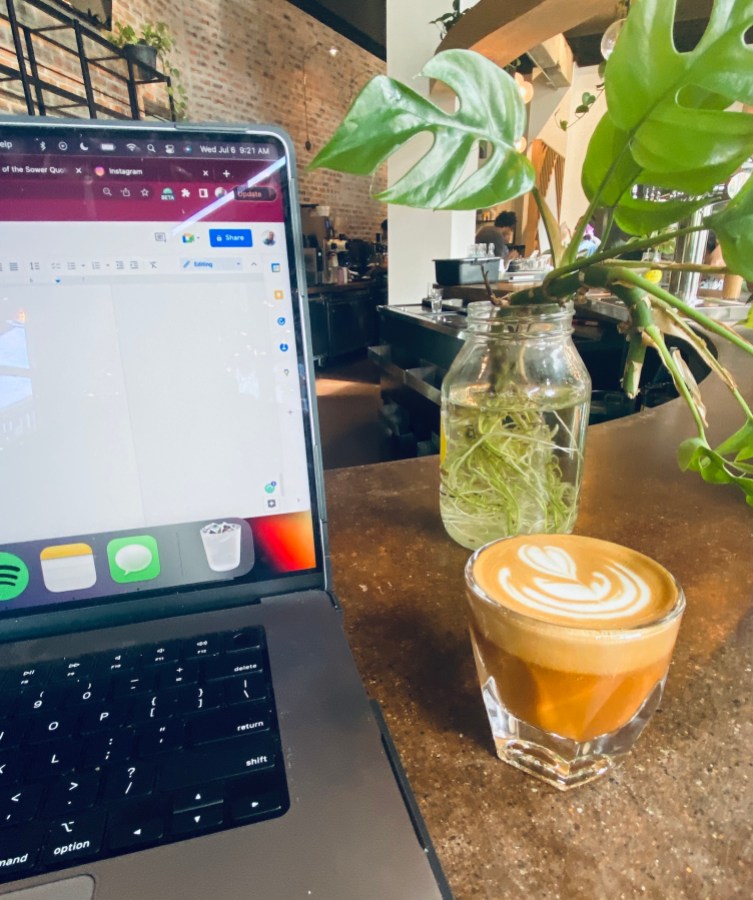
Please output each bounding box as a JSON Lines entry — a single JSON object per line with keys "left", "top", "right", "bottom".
{"left": 323, "top": 330, "right": 753, "bottom": 898}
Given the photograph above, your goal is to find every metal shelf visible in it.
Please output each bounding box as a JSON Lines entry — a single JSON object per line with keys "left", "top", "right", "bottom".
{"left": 1, "top": 0, "right": 177, "bottom": 120}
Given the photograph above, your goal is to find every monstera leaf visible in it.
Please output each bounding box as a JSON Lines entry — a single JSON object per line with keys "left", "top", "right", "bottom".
{"left": 309, "top": 50, "right": 534, "bottom": 210}
{"left": 582, "top": 116, "right": 716, "bottom": 235}
{"left": 584, "top": 0, "right": 753, "bottom": 234}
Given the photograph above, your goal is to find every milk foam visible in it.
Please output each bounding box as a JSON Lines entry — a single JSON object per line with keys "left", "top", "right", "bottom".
{"left": 470, "top": 534, "right": 680, "bottom": 633}
{"left": 497, "top": 543, "right": 652, "bottom": 623}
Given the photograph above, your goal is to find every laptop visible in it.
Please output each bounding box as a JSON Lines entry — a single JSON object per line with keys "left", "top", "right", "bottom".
{"left": 0, "top": 118, "right": 449, "bottom": 900}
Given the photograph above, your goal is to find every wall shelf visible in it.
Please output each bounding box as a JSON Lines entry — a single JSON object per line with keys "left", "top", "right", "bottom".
{"left": 0, "top": 0, "right": 176, "bottom": 119}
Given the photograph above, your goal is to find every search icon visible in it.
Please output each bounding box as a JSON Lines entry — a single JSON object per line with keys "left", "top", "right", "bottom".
{"left": 147, "top": 144, "right": 156, "bottom": 152}
{"left": 102, "top": 187, "right": 112, "bottom": 196}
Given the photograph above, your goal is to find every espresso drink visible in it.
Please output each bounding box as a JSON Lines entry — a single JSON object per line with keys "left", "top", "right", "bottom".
{"left": 465, "top": 534, "right": 684, "bottom": 742}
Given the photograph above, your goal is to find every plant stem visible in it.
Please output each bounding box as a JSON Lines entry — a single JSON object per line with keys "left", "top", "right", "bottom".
{"left": 589, "top": 264, "right": 753, "bottom": 361}
{"left": 608, "top": 283, "right": 708, "bottom": 439}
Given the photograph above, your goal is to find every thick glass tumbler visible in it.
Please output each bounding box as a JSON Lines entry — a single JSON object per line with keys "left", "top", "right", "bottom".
{"left": 465, "top": 534, "right": 685, "bottom": 790}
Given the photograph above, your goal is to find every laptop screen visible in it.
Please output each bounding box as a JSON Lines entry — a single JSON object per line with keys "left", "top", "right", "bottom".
{"left": 0, "top": 122, "right": 323, "bottom": 623}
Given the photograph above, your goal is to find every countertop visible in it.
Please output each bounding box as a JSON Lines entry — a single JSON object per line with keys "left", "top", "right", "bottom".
{"left": 323, "top": 331, "right": 753, "bottom": 899}
{"left": 307, "top": 278, "right": 385, "bottom": 297}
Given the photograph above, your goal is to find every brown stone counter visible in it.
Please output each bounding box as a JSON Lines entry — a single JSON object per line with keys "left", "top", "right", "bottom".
{"left": 323, "top": 333, "right": 753, "bottom": 899}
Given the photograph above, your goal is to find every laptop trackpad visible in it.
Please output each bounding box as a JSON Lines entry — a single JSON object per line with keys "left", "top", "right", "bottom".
{"left": 1, "top": 877, "right": 94, "bottom": 900}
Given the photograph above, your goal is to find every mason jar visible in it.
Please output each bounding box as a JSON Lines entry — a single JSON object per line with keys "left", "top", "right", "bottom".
{"left": 439, "top": 301, "right": 591, "bottom": 550}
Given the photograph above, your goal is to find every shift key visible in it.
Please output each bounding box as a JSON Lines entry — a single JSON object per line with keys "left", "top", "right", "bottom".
{"left": 159, "top": 736, "right": 276, "bottom": 791}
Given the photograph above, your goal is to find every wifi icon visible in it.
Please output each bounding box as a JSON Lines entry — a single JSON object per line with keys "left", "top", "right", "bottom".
{"left": 126, "top": 143, "right": 139, "bottom": 152}
{"left": 0, "top": 552, "right": 30, "bottom": 601}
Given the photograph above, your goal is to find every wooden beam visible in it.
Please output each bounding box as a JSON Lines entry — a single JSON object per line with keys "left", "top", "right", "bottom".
{"left": 437, "top": 0, "right": 615, "bottom": 68}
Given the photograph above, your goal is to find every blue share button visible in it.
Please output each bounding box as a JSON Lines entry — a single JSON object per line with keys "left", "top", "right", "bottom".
{"left": 209, "top": 228, "right": 252, "bottom": 247}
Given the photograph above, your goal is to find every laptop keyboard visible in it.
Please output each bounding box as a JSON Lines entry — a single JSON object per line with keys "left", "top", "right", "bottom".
{"left": 0, "top": 626, "right": 289, "bottom": 883}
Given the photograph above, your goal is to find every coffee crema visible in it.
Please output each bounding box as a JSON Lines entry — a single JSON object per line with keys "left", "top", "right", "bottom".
{"left": 471, "top": 533, "right": 678, "bottom": 629}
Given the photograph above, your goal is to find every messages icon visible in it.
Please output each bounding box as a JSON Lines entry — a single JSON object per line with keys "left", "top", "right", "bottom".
{"left": 107, "top": 535, "right": 160, "bottom": 584}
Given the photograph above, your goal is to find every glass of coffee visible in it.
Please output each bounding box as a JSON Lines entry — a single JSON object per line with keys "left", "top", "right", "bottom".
{"left": 465, "top": 534, "right": 685, "bottom": 790}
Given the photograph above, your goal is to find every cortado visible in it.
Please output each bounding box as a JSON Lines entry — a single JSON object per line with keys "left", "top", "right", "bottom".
{"left": 465, "top": 534, "right": 684, "bottom": 742}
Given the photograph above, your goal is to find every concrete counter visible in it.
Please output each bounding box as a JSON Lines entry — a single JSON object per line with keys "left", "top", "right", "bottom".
{"left": 324, "top": 329, "right": 753, "bottom": 898}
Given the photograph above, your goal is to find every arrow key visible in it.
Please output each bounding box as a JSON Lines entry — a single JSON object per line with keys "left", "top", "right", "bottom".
{"left": 172, "top": 803, "right": 224, "bottom": 836}
{"left": 172, "top": 782, "right": 224, "bottom": 813}
{"left": 108, "top": 801, "right": 165, "bottom": 850}
{"left": 230, "top": 791, "right": 283, "bottom": 823}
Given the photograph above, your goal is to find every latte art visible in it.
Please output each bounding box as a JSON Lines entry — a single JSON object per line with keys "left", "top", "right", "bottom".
{"left": 470, "top": 533, "right": 679, "bottom": 630}
{"left": 497, "top": 543, "right": 652, "bottom": 622}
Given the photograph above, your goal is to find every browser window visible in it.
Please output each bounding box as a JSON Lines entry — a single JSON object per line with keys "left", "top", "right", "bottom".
{"left": 0, "top": 129, "right": 319, "bottom": 617}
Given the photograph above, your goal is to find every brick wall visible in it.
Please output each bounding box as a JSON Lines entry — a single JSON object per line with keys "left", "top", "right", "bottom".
{"left": 0, "top": 0, "right": 388, "bottom": 239}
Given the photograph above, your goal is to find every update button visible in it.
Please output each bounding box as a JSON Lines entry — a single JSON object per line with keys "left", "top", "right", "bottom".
{"left": 209, "top": 228, "right": 252, "bottom": 247}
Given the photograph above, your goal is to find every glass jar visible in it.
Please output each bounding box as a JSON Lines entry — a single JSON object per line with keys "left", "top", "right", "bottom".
{"left": 439, "top": 301, "right": 591, "bottom": 550}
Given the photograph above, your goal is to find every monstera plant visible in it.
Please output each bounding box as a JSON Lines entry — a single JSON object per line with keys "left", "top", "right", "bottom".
{"left": 311, "top": 0, "right": 753, "bottom": 505}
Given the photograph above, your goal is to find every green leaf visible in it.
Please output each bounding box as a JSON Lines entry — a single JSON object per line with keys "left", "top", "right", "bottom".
{"left": 310, "top": 49, "right": 534, "bottom": 211}
{"left": 714, "top": 417, "right": 753, "bottom": 460}
{"left": 584, "top": 0, "right": 753, "bottom": 231}
{"left": 708, "top": 178, "right": 753, "bottom": 281}
{"left": 606, "top": 0, "right": 753, "bottom": 180}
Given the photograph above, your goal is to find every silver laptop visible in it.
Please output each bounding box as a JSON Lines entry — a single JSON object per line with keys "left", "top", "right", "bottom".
{"left": 0, "top": 118, "right": 449, "bottom": 900}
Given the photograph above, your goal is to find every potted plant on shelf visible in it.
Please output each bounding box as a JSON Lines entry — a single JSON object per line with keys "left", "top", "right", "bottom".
{"left": 109, "top": 20, "right": 188, "bottom": 119}
{"left": 310, "top": 0, "right": 753, "bottom": 543}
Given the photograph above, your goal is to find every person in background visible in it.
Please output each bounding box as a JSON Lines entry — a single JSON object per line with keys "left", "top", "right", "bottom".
{"left": 577, "top": 223, "right": 601, "bottom": 257}
{"left": 475, "top": 210, "right": 519, "bottom": 260}
{"left": 704, "top": 231, "right": 725, "bottom": 268}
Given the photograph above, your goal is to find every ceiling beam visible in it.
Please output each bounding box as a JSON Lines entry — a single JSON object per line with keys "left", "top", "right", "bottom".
{"left": 437, "top": 0, "right": 616, "bottom": 68}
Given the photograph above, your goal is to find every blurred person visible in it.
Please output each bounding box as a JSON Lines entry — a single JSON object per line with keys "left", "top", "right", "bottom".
{"left": 475, "top": 210, "right": 519, "bottom": 260}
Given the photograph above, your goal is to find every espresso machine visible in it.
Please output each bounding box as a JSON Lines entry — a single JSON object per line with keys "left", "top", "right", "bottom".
{"left": 301, "top": 205, "right": 333, "bottom": 284}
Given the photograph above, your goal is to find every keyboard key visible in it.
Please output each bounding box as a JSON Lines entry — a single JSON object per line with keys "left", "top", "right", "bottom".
{"left": 60, "top": 680, "right": 107, "bottom": 709}
{"left": 103, "top": 761, "right": 156, "bottom": 801}
{"left": 111, "top": 671, "right": 155, "bottom": 699}
{"left": 204, "top": 649, "right": 264, "bottom": 681}
{"left": 4, "top": 666, "right": 47, "bottom": 691}
{"left": 129, "top": 693, "right": 176, "bottom": 722}
{"left": 40, "top": 810, "right": 105, "bottom": 867}
{"left": 0, "top": 749, "right": 25, "bottom": 785}
{"left": 42, "top": 772, "right": 100, "bottom": 817}
{"left": 98, "top": 647, "right": 140, "bottom": 675}
{"left": 12, "top": 687, "right": 62, "bottom": 717}
{"left": 230, "top": 790, "right": 284, "bottom": 823}
{"left": 79, "top": 704, "right": 127, "bottom": 733}
{"left": 27, "top": 741, "right": 79, "bottom": 778}
{"left": 181, "top": 635, "right": 224, "bottom": 660}
{"left": 224, "top": 673, "right": 268, "bottom": 705}
{"left": 81, "top": 729, "right": 134, "bottom": 767}
{"left": 0, "top": 718, "right": 27, "bottom": 751}
{"left": 25, "top": 711, "right": 77, "bottom": 743}
{"left": 162, "top": 683, "right": 224, "bottom": 715}
{"left": 186, "top": 703, "right": 271, "bottom": 746}
{"left": 47, "top": 657, "right": 100, "bottom": 686}
{"left": 172, "top": 782, "right": 224, "bottom": 813}
{"left": 154, "top": 661, "right": 199, "bottom": 689}
{"left": 137, "top": 719, "right": 185, "bottom": 756}
{"left": 0, "top": 822, "right": 45, "bottom": 876}
{"left": 139, "top": 642, "right": 181, "bottom": 666}
{"left": 0, "top": 782, "right": 44, "bottom": 826}
{"left": 172, "top": 803, "right": 224, "bottom": 836}
{"left": 159, "top": 736, "right": 277, "bottom": 792}
{"left": 108, "top": 800, "right": 165, "bottom": 850}
{"left": 225, "top": 628, "right": 263, "bottom": 652}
